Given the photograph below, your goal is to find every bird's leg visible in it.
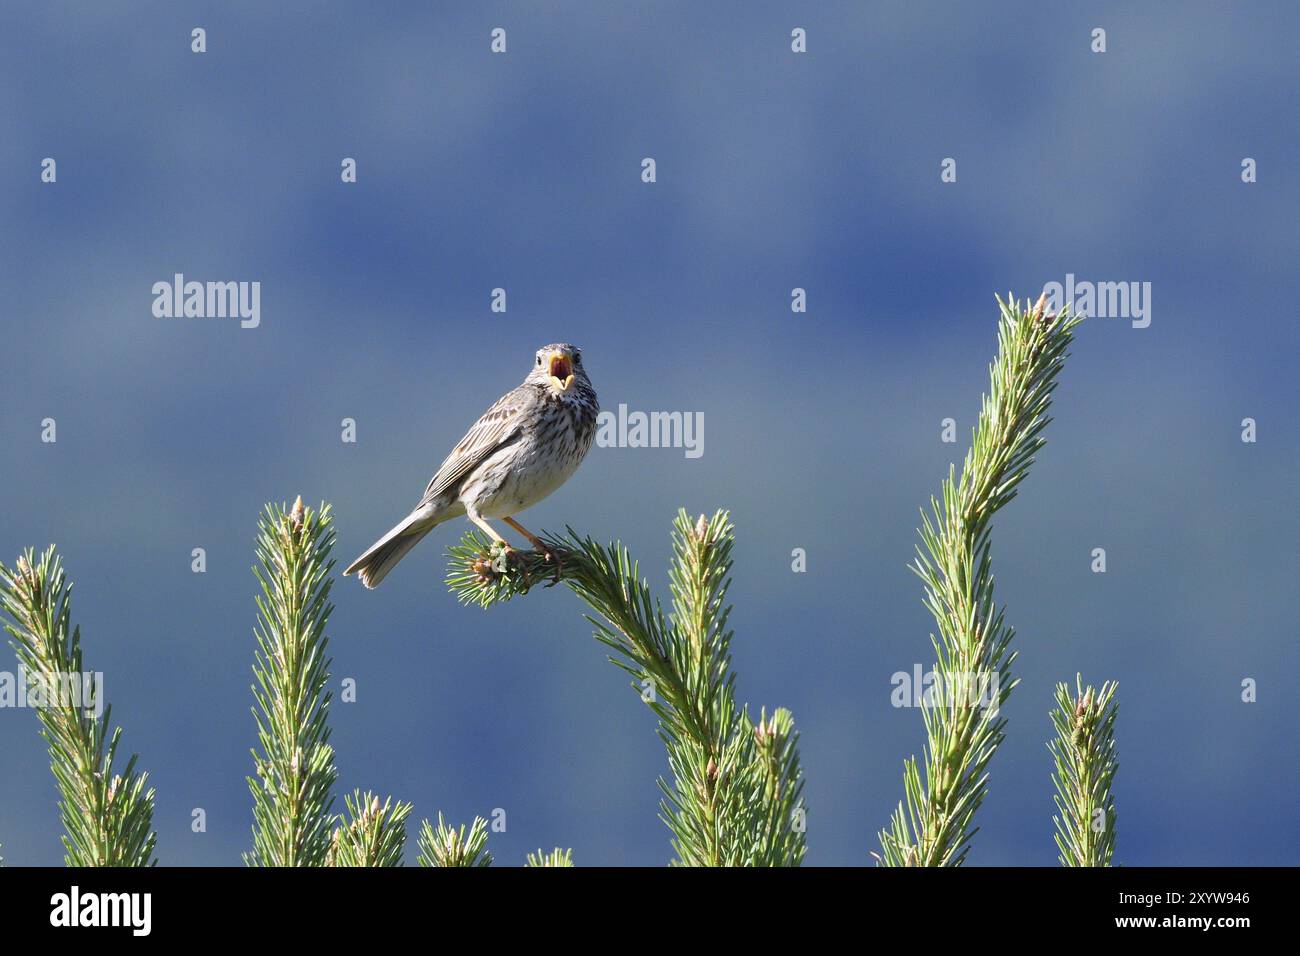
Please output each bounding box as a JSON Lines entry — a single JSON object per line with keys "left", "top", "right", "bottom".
{"left": 501, "top": 516, "right": 545, "bottom": 550}
{"left": 466, "top": 510, "right": 530, "bottom": 583}
{"left": 503, "top": 516, "right": 563, "bottom": 582}
{"left": 467, "top": 511, "right": 510, "bottom": 547}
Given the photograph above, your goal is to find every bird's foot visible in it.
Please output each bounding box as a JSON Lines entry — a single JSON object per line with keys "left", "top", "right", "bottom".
{"left": 500, "top": 545, "right": 535, "bottom": 590}
{"left": 534, "top": 542, "right": 564, "bottom": 585}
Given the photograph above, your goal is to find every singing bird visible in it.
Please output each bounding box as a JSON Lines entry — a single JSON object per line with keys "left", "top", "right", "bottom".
{"left": 345, "top": 344, "right": 599, "bottom": 588}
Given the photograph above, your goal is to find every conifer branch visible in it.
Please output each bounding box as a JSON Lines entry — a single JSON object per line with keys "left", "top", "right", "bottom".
{"left": 1049, "top": 676, "right": 1119, "bottom": 867}
{"left": 326, "top": 790, "right": 413, "bottom": 867}
{"left": 525, "top": 847, "right": 574, "bottom": 867}
{"left": 876, "top": 295, "right": 1080, "bottom": 867}
{"left": 447, "top": 510, "right": 807, "bottom": 866}
{"left": 0, "top": 547, "right": 157, "bottom": 866}
{"left": 416, "top": 814, "right": 493, "bottom": 867}
{"left": 245, "top": 497, "right": 340, "bottom": 867}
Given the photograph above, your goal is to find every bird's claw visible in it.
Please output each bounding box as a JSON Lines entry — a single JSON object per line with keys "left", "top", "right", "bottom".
{"left": 535, "top": 544, "right": 564, "bottom": 585}
{"left": 502, "top": 546, "right": 535, "bottom": 590}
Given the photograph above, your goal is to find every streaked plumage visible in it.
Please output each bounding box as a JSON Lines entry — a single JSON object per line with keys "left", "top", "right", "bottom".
{"left": 345, "top": 344, "right": 598, "bottom": 588}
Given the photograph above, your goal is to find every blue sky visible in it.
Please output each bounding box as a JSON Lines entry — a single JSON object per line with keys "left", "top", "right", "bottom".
{"left": 1, "top": 2, "right": 1296, "bottom": 865}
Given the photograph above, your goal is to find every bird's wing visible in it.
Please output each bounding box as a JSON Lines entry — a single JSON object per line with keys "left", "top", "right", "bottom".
{"left": 419, "top": 385, "right": 531, "bottom": 505}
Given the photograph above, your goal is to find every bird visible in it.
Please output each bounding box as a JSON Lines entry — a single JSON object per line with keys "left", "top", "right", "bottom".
{"left": 345, "top": 343, "right": 599, "bottom": 588}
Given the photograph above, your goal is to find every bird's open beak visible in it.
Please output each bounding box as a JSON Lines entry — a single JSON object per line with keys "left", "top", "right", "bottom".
{"left": 548, "top": 353, "right": 574, "bottom": 390}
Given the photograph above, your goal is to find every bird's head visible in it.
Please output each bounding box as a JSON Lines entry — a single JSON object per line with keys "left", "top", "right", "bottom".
{"left": 529, "top": 343, "right": 589, "bottom": 395}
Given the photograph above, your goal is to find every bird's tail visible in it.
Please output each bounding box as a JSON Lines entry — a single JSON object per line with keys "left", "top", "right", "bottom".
{"left": 344, "top": 505, "right": 445, "bottom": 589}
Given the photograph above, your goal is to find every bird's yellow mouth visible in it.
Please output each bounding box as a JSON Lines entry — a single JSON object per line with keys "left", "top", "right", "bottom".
{"left": 548, "top": 353, "right": 574, "bottom": 390}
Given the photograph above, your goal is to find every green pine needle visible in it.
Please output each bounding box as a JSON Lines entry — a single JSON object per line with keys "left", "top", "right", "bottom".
{"left": 447, "top": 510, "right": 807, "bottom": 867}
{"left": 525, "top": 847, "right": 574, "bottom": 867}
{"left": 0, "top": 546, "right": 158, "bottom": 867}
{"left": 876, "top": 295, "right": 1081, "bottom": 867}
{"left": 245, "top": 497, "right": 341, "bottom": 867}
{"left": 1049, "top": 676, "right": 1119, "bottom": 867}
{"left": 326, "top": 790, "right": 414, "bottom": 867}
{"left": 417, "top": 814, "right": 493, "bottom": 867}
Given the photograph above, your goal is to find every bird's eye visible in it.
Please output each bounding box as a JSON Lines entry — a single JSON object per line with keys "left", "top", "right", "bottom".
{"left": 574, "top": 353, "right": 582, "bottom": 365}
{"left": 536, "top": 356, "right": 542, "bottom": 366}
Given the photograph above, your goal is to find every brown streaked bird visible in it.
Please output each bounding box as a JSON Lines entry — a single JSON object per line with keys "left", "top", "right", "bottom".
{"left": 345, "top": 343, "right": 599, "bottom": 588}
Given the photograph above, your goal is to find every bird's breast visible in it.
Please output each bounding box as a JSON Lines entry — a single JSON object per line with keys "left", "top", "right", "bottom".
{"left": 461, "top": 399, "right": 596, "bottom": 517}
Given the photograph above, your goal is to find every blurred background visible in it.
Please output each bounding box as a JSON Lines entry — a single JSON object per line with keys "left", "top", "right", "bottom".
{"left": 1, "top": 2, "right": 1296, "bottom": 866}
